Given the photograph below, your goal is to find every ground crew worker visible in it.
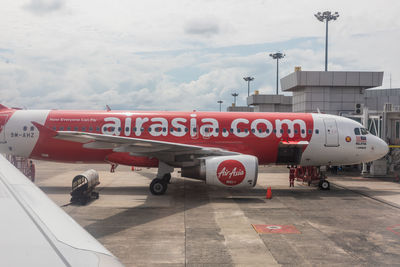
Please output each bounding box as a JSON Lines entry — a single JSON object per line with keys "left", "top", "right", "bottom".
{"left": 289, "top": 167, "right": 295, "bottom": 187}
{"left": 29, "top": 160, "right": 35, "bottom": 182}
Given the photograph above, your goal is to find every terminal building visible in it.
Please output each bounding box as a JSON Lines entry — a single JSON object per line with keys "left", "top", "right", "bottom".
{"left": 228, "top": 69, "right": 400, "bottom": 176}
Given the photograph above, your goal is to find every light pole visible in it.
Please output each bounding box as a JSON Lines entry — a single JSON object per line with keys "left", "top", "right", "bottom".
{"left": 269, "top": 52, "right": 285, "bottom": 95}
{"left": 243, "top": 77, "right": 254, "bottom": 97}
{"left": 231, "top": 93, "right": 239, "bottom": 106}
{"left": 314, "top": 11, "right": 339, "bottom": 71}
{"left": 217, "top": 100, "right": 223, "bottom": 112}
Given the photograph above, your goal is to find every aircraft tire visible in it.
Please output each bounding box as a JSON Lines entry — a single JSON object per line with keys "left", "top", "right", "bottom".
{"left": 150, "top": 178, "right": 168, "bottom": 195}
{"left": 319, "top": 180, "right": 330, "bottom": 190}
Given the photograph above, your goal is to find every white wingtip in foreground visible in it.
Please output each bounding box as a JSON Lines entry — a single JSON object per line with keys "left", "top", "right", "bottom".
{"left": 0, "top": 154, "right": 123, "bottom": 267}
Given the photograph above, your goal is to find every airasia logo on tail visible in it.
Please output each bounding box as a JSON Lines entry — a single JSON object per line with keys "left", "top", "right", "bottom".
{"left": 216, "top": 160, "right": 246, "bottom": 186}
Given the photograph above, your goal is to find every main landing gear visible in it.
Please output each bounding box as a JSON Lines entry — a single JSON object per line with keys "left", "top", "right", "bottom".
{"left": 290, "top": 166, "right": 330, "bottom": 190}
{"left": 149, "top": 162, "right": 173, "bottom": 195}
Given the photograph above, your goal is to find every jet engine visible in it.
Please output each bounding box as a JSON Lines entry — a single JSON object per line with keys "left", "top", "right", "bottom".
{"left": 181, "top": 155, "right": 258, "bottom": 188}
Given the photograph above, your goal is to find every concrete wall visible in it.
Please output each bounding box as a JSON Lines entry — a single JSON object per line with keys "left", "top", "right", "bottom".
{"left": 281, "top": 71, "right": 383, "bottom": 91}
{"left": 226, "top": 106, "right": 254, "bottom": 112}
{"left": 366, "top": 88, "right": 400, "bottom": 111}
{"left": 282, "top": 71, "right": 383, "bottom": 115}
{"left": 291, "top": 87, "right": 366, "bottom": 114}
{"left": 247, "top": 94, "right": 292, "bottom": 112}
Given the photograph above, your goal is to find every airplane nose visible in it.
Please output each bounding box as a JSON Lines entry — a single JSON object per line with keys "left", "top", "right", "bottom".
{"left": 373, "top": 137, "right": 389, "bottom": 159}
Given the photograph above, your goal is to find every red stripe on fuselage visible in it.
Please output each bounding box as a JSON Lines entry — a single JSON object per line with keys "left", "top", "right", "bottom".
{"left": 30, "top": 110, "right": 314, "bottom": 165}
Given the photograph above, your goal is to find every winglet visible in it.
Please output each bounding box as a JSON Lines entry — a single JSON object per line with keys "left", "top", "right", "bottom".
{"left": 31, "top": 121, "right": 57, "bottom": 137}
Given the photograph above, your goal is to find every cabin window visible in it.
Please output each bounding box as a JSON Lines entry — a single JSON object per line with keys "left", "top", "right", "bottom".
{"left": 273, "top": 129, "right": 276, "bottom": 133}
{"left": 258, "top": 129, "right": 262, "bottom": 133}
{"left": 52, "top": 126, "right": 56, "bottom": 131}
{"left": 30, "top": 126, "right": 34, "bottom": 131}
{"left": 396, "top": 121, "right": 400, "bottom": 139}
{"left": 103, "top": 127, "right": 107, "bottom": 131}
{"left": 237, "top": 128, "right": 241, "bottom": 133}
{"left": 244, "top": 129, "right": 249, "bottom": 133}
{"left": 230, "top": 128, "right": 234, "bottom": 133}
{"left": 96, "top": 127, "right": 100, "bottom": 132}
{"left": 125, "top": 127, "right": 129, "bottom": 132}
{"left": 89, "top": 127, "right": 93, "bottom": 131}
{"left": 60, "top": 127, "right": 64, "bottom": 131}
{"left": 308, "top": 129, "right": 312, "bottom": 134}
{"left": 266, "top": 129, "right": 270, "bottom": 134}
{"left": 82, "top": 127, "right": 86, "bottom": 131}
{"left": 163, "top": 127, "right": 167, "bottom": 132}
{"left": 170, "top": 128, "right": 174, "bottom": 132}
{"left": 193, "top": 128, "right": 197, "bottom": 132}
{"left": 177, "top": 128, "right": 182, "bottom": 132}
{"left": 67, "top": 126, "right": 71, "bottom": 131}
{"left": 315, "top": 129, "right": 319, "bottom": 134}
{"left": 223, "top": 128, "right": 227, "bottom": 133}
{"left": 354, "top": 128, "right": 360, "bottom": 135}
{"left": 287, "top": 129, "right": 291, "bottom": 134}
{"left": 215, "top": 128, "right": 219, "bottom": 133}
{"left": 280, "top": 129, "right": 284, "bottom": 134}
{"left": 23, "top": 126, "right": 27, "bottom": 131}
{"left": 205, "top": 128, "right": 209, "bottom": 133}
{"left": 301, "top": 129, "right": 305, "bottom": 134}
{"left": 74, "top": 126, "right": 78, "bottom": 131}
{"left": 251, "top": 128, "right": 256, "bottom": 133}
{"left": 140, "top": 128, "right": 144, "bottom": 132}
{"left": 294, "top": 129, "right": 298, "bottom": 134}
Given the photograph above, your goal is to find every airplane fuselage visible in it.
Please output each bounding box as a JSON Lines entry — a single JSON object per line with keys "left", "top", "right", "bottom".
{"left": 0, "top": 109, "right": 389, "bottom": 167}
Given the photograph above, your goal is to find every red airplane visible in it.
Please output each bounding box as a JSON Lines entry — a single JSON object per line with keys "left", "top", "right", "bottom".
{"left": 0, "top": 104, "right": 388, "bottom": 195}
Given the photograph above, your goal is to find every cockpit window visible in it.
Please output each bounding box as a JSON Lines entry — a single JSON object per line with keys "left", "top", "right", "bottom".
{"left": 361, "top": 128, "right": 368, "bottom": 135}
{"left": 354, "top": 128, "right": 360, "bottom": 135}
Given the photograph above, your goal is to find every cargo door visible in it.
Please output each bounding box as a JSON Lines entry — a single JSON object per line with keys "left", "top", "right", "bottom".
{"left": 323, "top": 118, "right": 339, "bottom": 147}
{"left": 0, "top": 114, "right": 8, "bottom": 143}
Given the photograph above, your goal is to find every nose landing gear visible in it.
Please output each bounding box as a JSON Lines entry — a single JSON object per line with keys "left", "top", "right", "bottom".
{"left": 318, "top": 179, "right": 330, "bottom": 190}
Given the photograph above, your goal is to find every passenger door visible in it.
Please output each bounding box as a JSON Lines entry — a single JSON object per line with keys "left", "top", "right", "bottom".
{"left": 323, "top": 118, "right": 339, "bottom": 147}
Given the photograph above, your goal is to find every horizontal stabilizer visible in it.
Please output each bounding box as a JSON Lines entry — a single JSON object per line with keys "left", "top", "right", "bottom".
{"left": 31, "top": 121, "right": 58, "bottom": 137}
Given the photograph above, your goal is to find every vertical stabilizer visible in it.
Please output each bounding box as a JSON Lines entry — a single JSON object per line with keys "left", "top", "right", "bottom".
{"left": 0, "top": 104, "right": 9, "bottom": 110}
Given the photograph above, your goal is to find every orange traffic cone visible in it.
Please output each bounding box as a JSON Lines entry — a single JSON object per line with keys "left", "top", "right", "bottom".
{"left": 266, "top": 187, "right": 272, "bottom": 199}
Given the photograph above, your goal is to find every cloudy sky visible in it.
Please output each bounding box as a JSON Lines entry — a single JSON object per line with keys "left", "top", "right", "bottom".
{"left": 1, "top": 0, "right": 399, "bottom": 111}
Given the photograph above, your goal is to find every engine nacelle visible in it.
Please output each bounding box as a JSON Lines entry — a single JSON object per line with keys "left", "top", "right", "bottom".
{"left": 181, "top": 155, "right": 258, "bottom": 188}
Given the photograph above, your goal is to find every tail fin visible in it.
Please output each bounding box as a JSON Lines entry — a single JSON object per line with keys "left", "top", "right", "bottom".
{"left": 0, "top": 104, "right": 9, "bottom": 110}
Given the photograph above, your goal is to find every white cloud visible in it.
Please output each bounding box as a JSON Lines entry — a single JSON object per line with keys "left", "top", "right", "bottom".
{"left": 23, "top": 0, "right": 65, "bottom": 15}
{"left": 0, "top": 0, "right": 399, "bottom": 111}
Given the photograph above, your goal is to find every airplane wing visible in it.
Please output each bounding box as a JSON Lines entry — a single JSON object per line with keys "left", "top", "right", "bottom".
{"left": 32, "top": 121, "right": 238, "bottom": 162}
{"left": 0, "top": 154, "right": 123, "bottom": 267}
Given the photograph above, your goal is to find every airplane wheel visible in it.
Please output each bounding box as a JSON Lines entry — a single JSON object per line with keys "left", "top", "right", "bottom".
{"left": 150, "top": 178, "right": 168, "bottom": 195}
{"left": 319, "top": 180, "right": 330, "bottom": 190}
{"left": 163, "top": 173, "right": 172, "bottom": 183}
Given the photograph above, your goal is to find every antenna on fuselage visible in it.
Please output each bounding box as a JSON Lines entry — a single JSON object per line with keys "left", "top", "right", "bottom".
{"left": 317, "top": 108, "right": 321, "bottom": 113}
{"left": 106, "top": 105, "right": 111, "bottom": 112}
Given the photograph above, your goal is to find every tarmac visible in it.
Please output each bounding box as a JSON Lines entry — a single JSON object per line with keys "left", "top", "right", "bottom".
{"left": 34, "top": 161, "right": 400, "bottom": 266}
